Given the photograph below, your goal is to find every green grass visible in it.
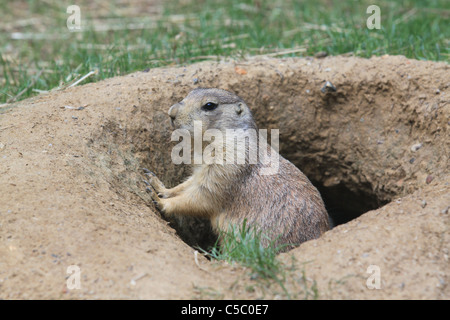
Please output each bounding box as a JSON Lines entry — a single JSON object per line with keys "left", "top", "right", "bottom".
{"left": 0, "top": 0, "right": 448, "bottom": 104}
{"left": 200, "top": 220, "right": 320, "bottom": 299}
{"left": 200, "top": 220, "right": 291, "bottom": 297}
{"left": 203, "top": 220, "right": 286, "bottom": 280}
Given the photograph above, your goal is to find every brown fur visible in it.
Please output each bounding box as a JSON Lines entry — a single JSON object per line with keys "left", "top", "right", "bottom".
{"left": 146, "top": 88, "right": 329, "bottom": 250}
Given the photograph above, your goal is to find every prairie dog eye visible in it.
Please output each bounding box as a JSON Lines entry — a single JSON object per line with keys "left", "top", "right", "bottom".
{"left": 201, "top": 102, "right": 218, "bottom": 111}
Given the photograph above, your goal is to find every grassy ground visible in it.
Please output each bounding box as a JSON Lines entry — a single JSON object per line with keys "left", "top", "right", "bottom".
{"left": 199, "top": 221, "right": 319, "bottom": 299}
{"left": 0, "top": 0, "right": 448, "bottom": 104}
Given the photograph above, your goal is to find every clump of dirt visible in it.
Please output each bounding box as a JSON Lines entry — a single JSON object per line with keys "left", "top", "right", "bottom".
{"left": 0, "top": 55, "right": 448, "bottom": 299}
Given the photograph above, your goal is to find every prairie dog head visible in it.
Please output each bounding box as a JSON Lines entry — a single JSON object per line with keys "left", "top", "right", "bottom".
{"left": 168, "top": 88, "right": 257, "bottom": 134}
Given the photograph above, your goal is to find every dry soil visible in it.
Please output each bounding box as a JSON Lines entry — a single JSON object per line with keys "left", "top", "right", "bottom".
{"left": 0, "top": 55, "right": 448, "bottom": 299}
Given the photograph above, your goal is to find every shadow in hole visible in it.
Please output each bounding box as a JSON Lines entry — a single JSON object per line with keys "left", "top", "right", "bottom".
{"left": 311, "top": 180, "right": 387, "bottom": 227}
{"left": 164, "top": 215, "right": 218, "bottom": 251}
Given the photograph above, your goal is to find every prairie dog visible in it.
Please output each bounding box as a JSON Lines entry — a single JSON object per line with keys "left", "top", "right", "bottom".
{"left": 145, "top": 88, "right": 329, "bottom": 249}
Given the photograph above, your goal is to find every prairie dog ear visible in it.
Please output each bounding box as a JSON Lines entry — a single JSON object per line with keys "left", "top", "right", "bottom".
{"left": 234, "top": 103, "right": 244, "bottom": 115}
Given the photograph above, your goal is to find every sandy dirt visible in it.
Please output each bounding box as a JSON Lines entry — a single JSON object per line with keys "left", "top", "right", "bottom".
{"left": 0, "top": 55, "right": 448, "bottom": 299}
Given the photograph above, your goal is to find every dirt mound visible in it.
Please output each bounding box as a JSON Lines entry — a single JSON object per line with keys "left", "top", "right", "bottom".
{"left": 0, "top": 55, "right": 448, "bottom": 299}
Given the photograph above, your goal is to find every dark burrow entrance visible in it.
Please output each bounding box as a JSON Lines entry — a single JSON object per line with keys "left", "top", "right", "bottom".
{"left": 312, "top": 180, "right": 387, "bottom": 227}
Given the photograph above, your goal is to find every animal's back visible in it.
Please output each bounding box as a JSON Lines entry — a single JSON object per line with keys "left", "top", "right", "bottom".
{"left": 216, "top": 155, "right": 329, "bottom": 249}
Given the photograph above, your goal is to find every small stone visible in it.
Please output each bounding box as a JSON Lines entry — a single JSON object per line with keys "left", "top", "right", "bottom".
{"left": 314, "top": 51, "right": 328, "bottom": 58}
{"left": 321, "top": 81, "right": 336, "bottom": 93}
{"left": 323, "top": 176, "right": 340, "bottom": 187}
{"left": 421, "top": 200, "right": 427, "bottom": 208}
{"left": 410, "top": 143, "right": 422, "bottom": 152}
{"left": 426, "top": 175, "right": 433, "bottom": 184}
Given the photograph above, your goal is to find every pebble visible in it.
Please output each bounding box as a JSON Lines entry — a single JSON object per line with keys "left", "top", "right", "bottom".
{"left": 410, "top": 143, "right": 422, "bottom": 152}
{"left": 314, "top": 51, "right": 328, "bottom": 58}
{"left": 63, "top": 105, "right": 85, "bottom": 110}
{"left": 321, "top": 81, "right": 336, "bottom": 93}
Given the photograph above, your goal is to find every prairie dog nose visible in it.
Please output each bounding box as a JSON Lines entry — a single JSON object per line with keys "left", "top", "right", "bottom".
{"left": 168, "top": 103, "right": 180, "bottom": 120}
